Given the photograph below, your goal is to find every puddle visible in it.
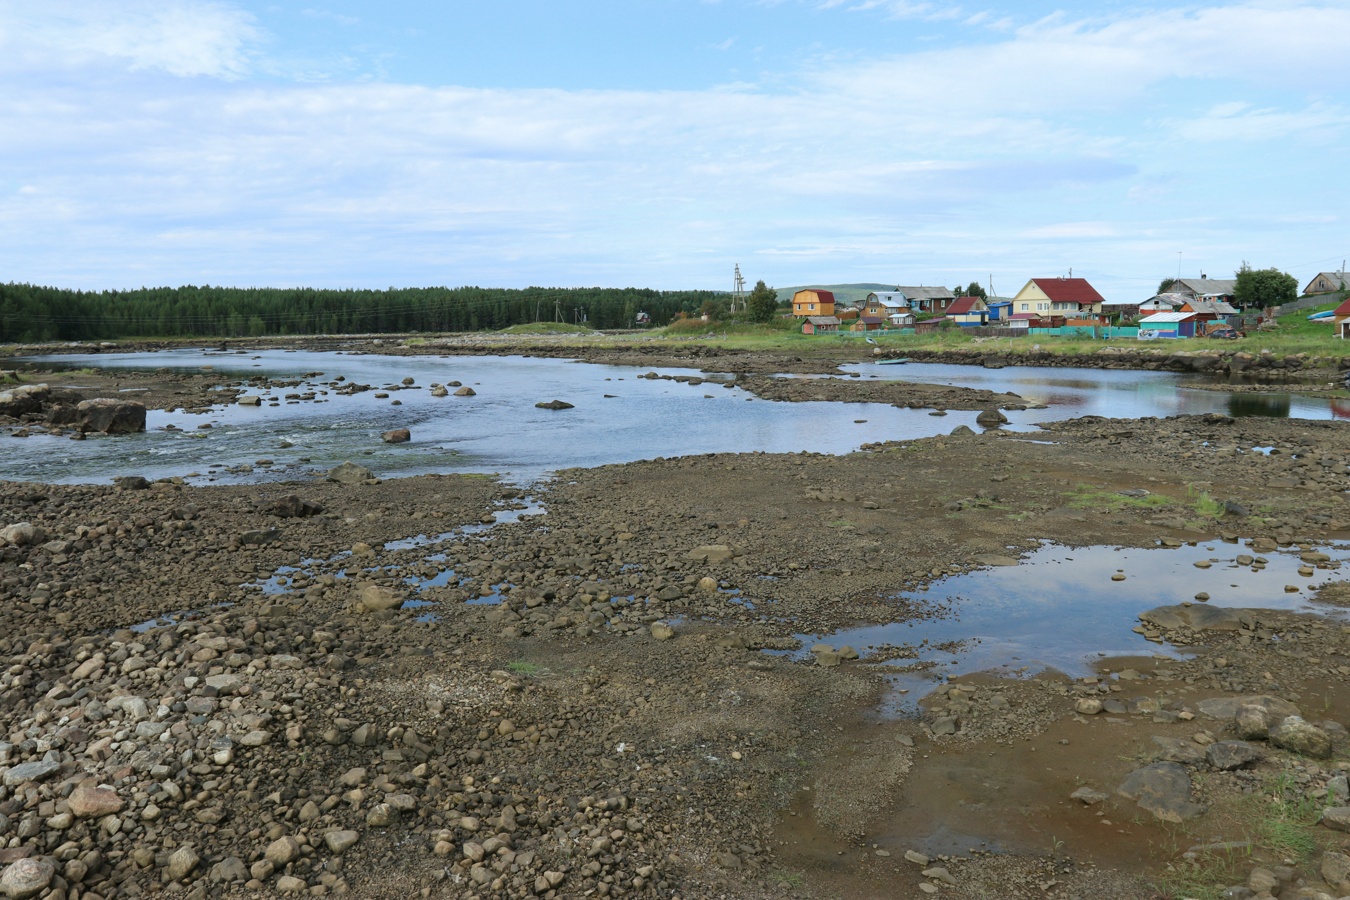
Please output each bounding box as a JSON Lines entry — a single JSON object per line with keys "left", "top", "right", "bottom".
{"left": 778, "top": 540, "right": 1350, "bottom": 712}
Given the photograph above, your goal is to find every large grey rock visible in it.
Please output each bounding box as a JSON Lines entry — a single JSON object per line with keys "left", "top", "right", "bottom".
{"left": 2, "top": 759, "right": 62, "bottom": 786}
{"left": 265, "top": 836, "right": 300, "bottom": 866}
{"left": 354, "top": 584, "right": 404, "bottom": 614}
{"left": 0, "top": 384, "right": 50, "bottom": 418}
{"left": 975, "top": 408, "right": 1007, "bottom": 427}
{"left": 535, "top": 399, "right": 574, "bottom": 410}
{"left": 270, "top": 496, "right": 323, "bottom": 518}
{"left": 1139, "top": 604, "right": 1242, "bottom": 631}
{"left": 1117, "top": 762, "right": 1208, "bottom": 823}
{"left": 166, "top": 845, "right": 201, "bottom": 882}
{"left": 326, "top": 461, "right": 374, "bottom": 484}
{"left": 0, "top": 856, "right": 55, "bottom": 899}
{"left": 1197, "top": 694, "right": 1299, "bottom": 724}
{"left": 1269, "top": 716, "right": 1333, "bottom": 759}
{"left": 1206, "top": 741, "right": 1263, "bottom": 771}
{"left": 1321, "top": 807, "right": 1350, "bottom": 833}
{"left": 75, "top": 398, "right": 146, "bottom": 434}
{"left": 1323, "top": 850, "right": 1350, "bottom": 894}
{"left": 0, "top": 523, "right": 44, "bottom": 547}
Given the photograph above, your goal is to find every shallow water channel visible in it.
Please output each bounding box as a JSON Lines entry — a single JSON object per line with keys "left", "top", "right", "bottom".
{"left": 6, "top": 349, "right": 1345, "bottom": 485}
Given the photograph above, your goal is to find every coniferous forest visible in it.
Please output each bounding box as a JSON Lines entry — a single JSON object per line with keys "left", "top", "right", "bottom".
{"left": 0, "top": 283, "right": 727, "bottom": 342}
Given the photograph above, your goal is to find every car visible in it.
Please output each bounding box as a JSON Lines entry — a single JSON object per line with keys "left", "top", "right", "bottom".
{"left": 1207, "top": 327, "right": 1241, "bottom": 339}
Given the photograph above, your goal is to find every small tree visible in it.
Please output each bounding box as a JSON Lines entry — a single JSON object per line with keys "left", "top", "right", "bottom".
{"left": 965, "top": 282, "right": 988, "bottom": 301}
{"left": 1233, "top": 264, "right": 1297, "bottom": 310}
{"left": 1157, "top": 277, "right": 1177, "bottom": 294}
{"left": 746, "top": 280, "right": 779, "bottom": 323}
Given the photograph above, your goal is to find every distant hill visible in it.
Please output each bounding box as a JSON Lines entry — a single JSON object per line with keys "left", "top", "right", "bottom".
{"left": 774, "top": 283, "right": 895, "bottom": 307}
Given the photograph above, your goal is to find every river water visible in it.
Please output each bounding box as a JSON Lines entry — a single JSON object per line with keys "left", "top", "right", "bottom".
{"left": 5, "top": 349, "right": 1343, "bottom": 485}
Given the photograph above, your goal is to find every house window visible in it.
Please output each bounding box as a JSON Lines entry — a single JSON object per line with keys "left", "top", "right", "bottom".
{"left": 809, "top": 304, "right": 815, "bottom": 310}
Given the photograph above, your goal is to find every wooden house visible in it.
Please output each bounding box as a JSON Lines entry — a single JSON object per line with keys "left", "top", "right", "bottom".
{"left": 896, "top": 286, "right": 956, "bottom": 314}
{"left": 1304, "top": 271, "right": 1348, "bottom": 296}
{"left": 792, "top": 290, "right": 836, "bottom": 318}
{"left": 945, "top": 297, "right": 988, "bottom": 327}
{"left": 1332, "top": 298, "right": 1350, "bottom": 339}
{"left": 1010, "top": 278, "right": 1107, "bottom": 322}
{"left": 801, "top": 316, "right": 840, "bottom": 334}
{"left": 851, "top": 316, "right": 885, "bottom": 332}
{"left": 1138, "top": 311, "right": 1197, "bottom": 338}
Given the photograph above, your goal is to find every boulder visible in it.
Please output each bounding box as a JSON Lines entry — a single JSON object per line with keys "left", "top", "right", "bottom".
{"left": 454, "top": 386, "right": 476, "bottom": 396}
{"left": 1269, "top": 716, "right": 1333, "bottom": 759}
{"left": 1206, "top": 741, "right": 1263, "bottom": 771}
{"left": 270, "top": 495, "right": 323, "bottom": 518}
{"left": 0, "top": 856, "right": 55, "bottom": 899}
{"left": 381, "top": 428, "right": 411, "bottom": 444}
{"left": 0, "top": 523, "right": 44, "bottom": 547}
{"left": 1116, "top": 762, "right": 1208, "bottom": 823}
{"left": 975, "top": 408, "right": 1008, "bottom": 427}
{"left": 1139, "top": 604, "right": 1242, "bottom": 632}
{"left": 68, "top": 780, "right": 124, "bottom": 818}
{"left": 75, "top": 398, "right": 146, "bottom": 434}
{"left": 327, "top": 462, "right": 375, "bottom": 484}
{"left": 355, "top": 584, "right": 404, "bottom": 614}
{"left": 0, "top": 384, "right": 51, "bottom": 418}
{"left": 1321, "top": 807, "right": 1350, "bottom": 833}
{"left": 535, "top": 399, "right": 574, "bottom": 410}
{"left": 650, "top": 622, "right": 675, "bottom": 641}
{"left": 1324, "top": 850, "right": 1350, "bottom": 894}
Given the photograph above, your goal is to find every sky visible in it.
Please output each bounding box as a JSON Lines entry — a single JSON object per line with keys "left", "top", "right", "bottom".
{"left": 1, "top": 0, "right": 1347, "bottom": 300}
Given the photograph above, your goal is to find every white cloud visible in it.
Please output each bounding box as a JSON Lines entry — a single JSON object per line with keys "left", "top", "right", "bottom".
{"left": 0, "top": 0, "right": 263, "bottom": 78}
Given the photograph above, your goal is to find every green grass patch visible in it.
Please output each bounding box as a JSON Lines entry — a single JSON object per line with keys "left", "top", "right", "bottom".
{"left": 1186, "top": 485, "right": 1225, "bottom": 519}
{"left": 1067, "top": 484, "right": 1174, "bottom": 512}
{"left": 505, "top": 660, "right": 542, "bottom": 676}
{"left": 1257, "top": 773, "right": 1322, "bottom": 862}
{"left": 498, "top": 322, "right": 595, "bottom": 335}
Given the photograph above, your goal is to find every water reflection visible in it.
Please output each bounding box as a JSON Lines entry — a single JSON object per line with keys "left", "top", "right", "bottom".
{"left": 780, "top": 540, "right": 1350, "bottom": 712}
{"left": 1229, "top": 393, "right": 1291, "bottom": 418}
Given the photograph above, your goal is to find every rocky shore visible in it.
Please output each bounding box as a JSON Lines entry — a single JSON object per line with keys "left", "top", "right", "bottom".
{"left": 1, "top": 346, "right": 1350, "bottom": 898}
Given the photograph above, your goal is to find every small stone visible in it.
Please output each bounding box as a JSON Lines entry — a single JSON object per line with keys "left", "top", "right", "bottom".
{"left": 67, "top": 780, "right": 124, "bottom": 818}
{"left": 324, "top": 830, "right": 360, "bottom": 854}
{"left": 1321, "top": 807, "right": 1350, "bottom": 833}
{"left": 904, "top": 850, "right": 930, "bottom": 866}
{"left": 265, "top": 836, "right": 300, "bottom": 866}
{"left": 1075, "top": 698, "right": 1103, "bottom": 715}
{"left": 276, "top": 874, "right": 308, "bottom": 894}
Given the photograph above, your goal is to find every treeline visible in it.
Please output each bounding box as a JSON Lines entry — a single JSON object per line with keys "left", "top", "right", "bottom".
{"left": 0, "top": 283, "right": 729, "bottom": 342}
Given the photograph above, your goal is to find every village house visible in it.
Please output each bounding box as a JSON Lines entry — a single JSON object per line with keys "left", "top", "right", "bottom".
{"left": 801, "top": 316, "right": 840, "bottom": 334}
{"left": 792, "top": 289, "right": 836, "bottom": 318}
{"left": 1170, "top": 277, "right": 1238, "bottom": 306}
{"left": 1332, "top": 297, "right": 1350, "bottom": 339}
{"left": 1010, "top": 277, "right": 1107, "bottom": 323}
{"left": 945, "top": 296, "right": 988, "bottom": 327}
{"left": 863, "top": 291, "right": 908, "bottom": 319}
{"left": 1177, "top": 297, "right": 1240, "bottom": 332}
{"left": 896, "top": 286, "right": 956, "bottom": 314}
{"left": 1305, "top": 271, "right": 1349, "bottom": 296}
{"left": 850, "top": 315, "right": 885, "bottom": 332}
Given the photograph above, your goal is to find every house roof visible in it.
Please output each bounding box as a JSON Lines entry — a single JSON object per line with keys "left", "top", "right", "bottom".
{"left": 1307, "top": 271, "right": 1349, "bottom": 293}
{"left": 866, "top": 291, "right": 907, "bottom": 304}
{"left": 805, "top": 316, "right": 839, "bottom": 326}
{"left": 858, "top": 316, "right": 884, "bottom": 325}
{"left": 1175, "top": 278, "right": 1238, "bottom": 297}
{"left": 946, "top": 297, "right": 986, "bottom": 315}
{"left": 1031, "top": 278, "right": 1106, "bottom": 306}
{"left": 1333, "top": 298, "right": 1350, "bottom": 317}
{"left": 896, "top": 286, "right": 955, "bottom": 301}
{"left": 1181, "top": 298, "right": 1239, "bottom": 316}
{"left": 1139, "top": 312, "right": 1197, "bottom": 324}
{"left": 794, "top": 289, "right": 836, "bottom": 304}
{"left": 1142, "top": 293, "right": 1186, "bottom": 307}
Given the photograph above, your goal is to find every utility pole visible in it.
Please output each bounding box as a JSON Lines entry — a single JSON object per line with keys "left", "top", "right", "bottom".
{"left": 732, "top": 264, "right": 746, "bottom": 313}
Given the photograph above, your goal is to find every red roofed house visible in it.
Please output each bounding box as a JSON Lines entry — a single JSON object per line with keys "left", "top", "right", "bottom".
{"left": 1010, "top": 278, "right": 1107, "bottom": 323}
{"left": 945, "top": 296, "right": 989, "bottom": 327}
{"left": 792, "top": 289, "right": 836, "bottom": 318}
{"left": 1332, "top": 297, "right": 1350, "bottom": 339}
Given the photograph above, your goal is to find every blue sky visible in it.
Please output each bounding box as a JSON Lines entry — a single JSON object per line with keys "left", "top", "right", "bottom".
{"left": 1, "top": 0, "right": 1347, "bottom": 300}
